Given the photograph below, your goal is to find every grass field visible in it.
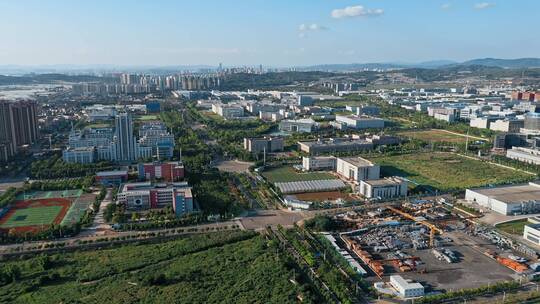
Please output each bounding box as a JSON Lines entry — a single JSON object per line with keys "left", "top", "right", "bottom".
{"left": 262, "top": 166, "right": 336, "bottom": 183}
{"left": 0, "top": 232, "right": 320, "bottom": 304}
{"left": 397, "top": 129, "right": 488, "bottom": 143}
{"left": 0, "top": 199, "right": 72, "bottom": 232}
{"left": 136, "top": 114, "right": 159, "bottom": 121}
{"left": 496, "top": 219, "right": 529, "bottom": 235}
{"left": 367, "top": 152, "right": 532, "bottom": 192}
{"left": 0, "top": 206, "right": 63, "bottom": 228}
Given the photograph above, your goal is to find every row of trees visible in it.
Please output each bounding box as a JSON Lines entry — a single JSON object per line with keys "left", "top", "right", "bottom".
{"left": 31, "top": 153, "right": 114, "bottom": 179}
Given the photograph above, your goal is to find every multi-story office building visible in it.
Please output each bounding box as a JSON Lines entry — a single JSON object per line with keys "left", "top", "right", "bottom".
{"left": 211, "top": 103, "right": 244, "bottom": 119}
{"left": 62, "top": 147, "right": 96, "bottom": 164}
{"left": 302, "top": 156, "right": 337, "bottom": 171}
{"left": 359, "top": 177, "right": 408, "bottom": 199}
{"left": 117, "top": 182, "right": 193, "bottom": 216}
{"left": 243, "top": 137, "right": 284, "bottom": 153}
{"left": 336, "top": 157, "right": 380, "bottom": 182}
{"left": 489, "top": 119, "right": 524, "bottom": 133}
{"left": 298, "top": 138, "right": 374, "bottom": 155}
{"left": 138, "top": 161, "right": 185, "bottom": 182}
{"left": 279, "top": 118, "right": 318, "bottom": 133}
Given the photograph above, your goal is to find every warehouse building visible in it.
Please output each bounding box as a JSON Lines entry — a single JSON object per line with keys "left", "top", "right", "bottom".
{"left": 334, "top": 115, "right": 384, "bottom": 130}
{"left": 465, "top": 182, "right": 540, "bottom": 215}
{"left": 359, "top": 177, "right": 408, "bottom": 199}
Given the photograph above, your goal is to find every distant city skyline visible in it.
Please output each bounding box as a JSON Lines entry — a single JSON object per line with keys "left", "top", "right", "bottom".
{"left": 1, "top": 0, "right": 539, "bottom": 66}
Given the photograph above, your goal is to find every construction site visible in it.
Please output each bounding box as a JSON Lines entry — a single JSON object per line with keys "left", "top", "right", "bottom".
{"left": 326, "top": 198, "right": 540, "bottom": 292}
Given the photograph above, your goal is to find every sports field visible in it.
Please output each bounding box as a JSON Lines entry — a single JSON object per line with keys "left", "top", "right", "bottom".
{"left": 397, "top": 129, "right": 488, "bottom": 143}
{"left": 15, "top": 189, "right": 83, "bottom": 201}
{"left": 261, "top": 166, "right": 336, "bottom": 183}
{"left": 367, "top": 152, "right": 533, "bottom": 192}
{"left": 0, "top": 199, "right": 72, "bottom": 232}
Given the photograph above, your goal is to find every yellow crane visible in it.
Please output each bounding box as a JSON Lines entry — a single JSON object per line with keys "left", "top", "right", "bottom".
{"left": 386, "top": 206, "right": 443, "bottom": 248}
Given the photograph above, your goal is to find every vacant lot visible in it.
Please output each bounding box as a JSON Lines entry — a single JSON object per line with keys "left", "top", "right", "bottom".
{"left": 262, "top": 166, "right": 336, "bottom": 183}
{"left": 0, "top": 232, "right": 319, "bottom": 304}
{"left": 367, "top": 152, "right": 532, "bottom": 192}
{"left": 397, "top": 129, "right": 487, "bottom": 143}
{"left": 496, "top": 219, "right": 529, "bottom": 235}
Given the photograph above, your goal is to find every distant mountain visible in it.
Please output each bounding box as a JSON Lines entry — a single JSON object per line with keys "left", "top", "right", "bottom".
{"left": 299, "top": 58, "right": 540, "bottom": 72}
{"left": 457, "top": 58, "right": 540, "bottom": 69}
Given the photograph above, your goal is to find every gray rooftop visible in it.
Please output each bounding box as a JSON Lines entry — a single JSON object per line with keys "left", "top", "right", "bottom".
{"left": 471, "top": 182, "right": 540, "bottom": 203}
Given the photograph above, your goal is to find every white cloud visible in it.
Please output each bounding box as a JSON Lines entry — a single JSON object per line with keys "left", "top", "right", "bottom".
{"left": 474, "top": 2, "right": 495, "bottom": 9}
{"left": 441, "top": 3, "right": 451, "bottom": 10}
{"left": 331, "top": 5, "right": 384, "bottom": 19}
{"left": 299, "top": 23, "right": 327, "bottom": 31}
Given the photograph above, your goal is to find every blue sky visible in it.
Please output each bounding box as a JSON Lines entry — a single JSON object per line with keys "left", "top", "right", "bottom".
{"left": 0, "top": 0, "right": 539, "bottom": 66}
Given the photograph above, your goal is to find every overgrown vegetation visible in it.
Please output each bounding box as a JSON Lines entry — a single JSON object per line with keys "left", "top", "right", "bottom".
{"left": 0, "top": 232, "right": 322, "bottom": 304}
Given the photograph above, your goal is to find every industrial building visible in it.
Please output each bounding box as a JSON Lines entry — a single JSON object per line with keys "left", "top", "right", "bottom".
{"left": 336, "top": 157, "right": 380, "bottom": 182}
{"left": 279, "top": 118, "right": 318, "bottom": 133}
{"left": 359, "top": 177, "right": 408, "bottom": 199}
{"left": 389, "top": 275, "right": 424, "bottom": 298}
{"left": 334, "top": 115, "right": 384, "bottom": 130}
{"left": 243, "top": 137, "right": 284, "bottom": 153}
{"left": 117, "top": 181, "right": 193, "bottom": 216}
{"left": 465, "top": 182, "right": 540, "bottom": 215}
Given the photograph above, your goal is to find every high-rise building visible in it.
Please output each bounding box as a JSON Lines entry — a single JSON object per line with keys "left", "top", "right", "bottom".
{"left": 114, "top": 113, "right": 137, "bottom": 162}
{"left": 0, "top": 100, "right": 39, "bottom": 162}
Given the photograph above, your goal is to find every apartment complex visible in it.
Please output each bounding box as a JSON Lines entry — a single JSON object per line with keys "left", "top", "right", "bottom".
{"left": 0, "top": 100, "right": 39, "bottom": 161}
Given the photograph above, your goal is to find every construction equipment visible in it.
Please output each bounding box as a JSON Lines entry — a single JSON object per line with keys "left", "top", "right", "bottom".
{"left": 387, "top": 206, "right": 443, "bottom": 248}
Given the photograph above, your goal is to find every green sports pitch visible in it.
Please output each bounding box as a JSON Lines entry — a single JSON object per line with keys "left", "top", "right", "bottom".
{"left": 0, "top": 206, "right": 64, "bottom": 229}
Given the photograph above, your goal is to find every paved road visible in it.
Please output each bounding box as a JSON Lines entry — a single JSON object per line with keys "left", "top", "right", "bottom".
{"left": 79, "top": 188, "right": 113, "bottom": 237}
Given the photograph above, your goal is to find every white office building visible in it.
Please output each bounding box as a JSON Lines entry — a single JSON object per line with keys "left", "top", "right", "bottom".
{"left": 390, "top": 275, "right": 424, "bottom": 298}
{"left": 302, "top": 156, "right": 337, "bottom": 171}
{"left": 359, "top": 177, "right": 408, "bottom": 199}
{"left": 524, "top": 224, "right": 540, "bottom": 245}
{"left": 336, "top": 157, "right": 380, "bottom": 182}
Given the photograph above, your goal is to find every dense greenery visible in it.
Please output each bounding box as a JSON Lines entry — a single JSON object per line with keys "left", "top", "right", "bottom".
{"left": 220, "top": 71, "right": 335, "bottom": 91}
{"left": 31, "top": 154, "right": 114, "bottom": 179}
{"left": 0, "top": 232, "right": 322, "bottom": 303}
{"left": 304, "top": 215, "right": 339, "bottom": 232}
{"left": 160, "top": 110, "right": 245, "bottom": 216}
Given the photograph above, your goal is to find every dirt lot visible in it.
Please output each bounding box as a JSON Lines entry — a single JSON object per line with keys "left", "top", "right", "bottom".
{"left": 214, "top": 159, "right": 254, "bottom": 173}
{"left": 239, "top": 210, "right": 306, "bottom": 230}
{"left": 294, "top": 191, "right": 355, "bottom": 202}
